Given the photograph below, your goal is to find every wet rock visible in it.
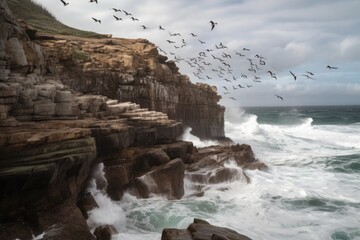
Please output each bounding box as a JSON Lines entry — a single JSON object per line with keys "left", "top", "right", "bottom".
{"left": 0, "top": 222, "right": 33, "bottom": 240}
{"left": 131, "top": 158, "right": 185, "bottom": 199}
{"left": 132, "top": 147, "right": 171, "bottom": 175}
{"left": 77, "top": 192, "right": 99, "bottom": 219}
{"left": 104, "top": 165, "right": 128, "bottom": 201}
{"left": 93, "top": 225, "right": 118, "bottom": 240}
{"left": 161, "top": 219, "right": 252, "bottom": 240}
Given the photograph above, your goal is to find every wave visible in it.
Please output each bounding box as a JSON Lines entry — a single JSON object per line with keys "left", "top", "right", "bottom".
{"left": 179, "top": 127, "right": 218, "bottom": 148}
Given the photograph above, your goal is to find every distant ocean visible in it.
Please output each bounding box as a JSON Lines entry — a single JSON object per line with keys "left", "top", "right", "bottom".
{"left": 86, "top": 105, "right": 360, "bottom": 240}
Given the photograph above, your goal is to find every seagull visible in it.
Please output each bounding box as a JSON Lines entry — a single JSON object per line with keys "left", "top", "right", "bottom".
{"left": 235, "top": 51, "right": 245, "bottom": 57}
{"left": 238, "top": 84, "right": 245, "bottom": 89}
{"left": 190, "top": 33, "right": 197, "bottom": 37}
{"left": 302, "top": 74, "right": 315, "bottom": 80}
{"left": 259, "top": 59, "right": 266, "bottom": 65}
{"left": 123, "top": 10, "right": 132, "bottom": 16}
{"left": 247, "top": 84, "right": 253, "bottom": 88}
{"left": 326, "top": 65, "right": 338, "bottom": 69}
{"left": 223, "top": 86, "right": 228, "bottom": 91}
{"left": 275, "top": 94, "right": 284, "bottom": 101}
{"left": 199, "top": 40, "right": 206, "bottom": 44}
{"left": 306, "top": 71, "right": 314, "bottom": 75}
{"left": 243, "top": 48, "right": 250, "bottom": 51}
{"left": 290, "top": 71, "right": 297, "bottom": 81}
{"left": 230, "top": 97, "right": 236, "bottom": 100}
{"left": 89, "top": 0, "right": 98, "bottom": 3}
{"left": 92, "top": 17, "right": 101, "bottom": 24}
{"left": 131, "top": 17, "right": 139, "bottom": 21}
{"left": 60, "top": 0, "right": 69, "bottom": 6}
{"left": 210, "top": 21, "right": 218, "bottom": 30}
{"left": 141, "top": 25, "right": 147, "bottom": 29}
{"left": 159, "top": 25, "right": 165, "bottom": 30}
{"left": 112, "top": 8, "right": 121, "bottom": 12}
{"left": 167, "top": 40, "right": 176, "bottom": 44}
{"left": 113, "top": 15, "right": 122, "bottom": 21}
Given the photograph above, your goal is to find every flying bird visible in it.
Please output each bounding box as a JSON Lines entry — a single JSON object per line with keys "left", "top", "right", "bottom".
{"left": 230, "top": 97, "right": 236, "bottom": 100}
{"left": 243, "top": 48, "right": 250, "bottom": 51}
{"left": 60, "top": 0, "right": 69, "bottom": 6}
{"left": 275, "top": 94, "right": 284, "bottom": 101}
{"left": 290, "top": 71, "right": 297, "bottom": 81}
{"left": 92, "top": 17, "right": 101, "bottom": 24}
{"left": 223, "top": 86, "right": 228, "bottom": 91}
{"left": 112, "top": 8, "right": 121, "bottom": 12}
{"left": 302, "top": 74, "right": 315, "bottom": 80}
{"left": 89, "top": 0, "right": 98, "bottom": 3}
{"left": 326, "top": 65, "right": 338, "bottom": 69}
{"left": 131, "top": 17, "right": 139, "bottom": 21}
{"left": 141, "top": 25, "right": 147, "bottom": 29}
{"left": 210, "top": 21, "right": 218, "bottom": 30}
{"left": 199, "top": 40, "right": 206, "bottom": 44}
{"left": 123, "top": 10, "right": 132, "bottom": 16}
{"left": 113, "top": 15, "right": 122, "bottom": 21}
{"left": 306, "top": 71, "right": 314, "bottom": 75}
{"left": 190, "top": 33, "right": 197, "bottom": 37}
{"left": 159, "top": 25, "right": 165, "bottom": 30}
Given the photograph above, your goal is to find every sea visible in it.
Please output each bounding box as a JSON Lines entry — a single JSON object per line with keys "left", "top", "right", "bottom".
{"left": 85, "top": 105, "right": 360, "bottom": 240}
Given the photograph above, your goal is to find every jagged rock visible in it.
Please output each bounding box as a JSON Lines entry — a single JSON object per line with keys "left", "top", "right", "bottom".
{"left": 55, "top": 90, "right": 72, "bottom": 103}
{"left": 5, "top": 37, "right": 28, "bottom": 66}
{"left": 0, "top": 223, "right": 34, "bottom": 240}
{"left": 132, "top": 147, "right": 171, "bottom": 175}
{"left": 131, "top": 158, "right": 185, "bottom": 199}
{"left": 77, "top": 192, "right": 99, "bottom": 219}
{"left": 134, "top": 128, "right": 157, "bottom": 146}
{"left": 93, "top": 225, "right": 118, "bottom": 240}
{"left": 160, "top": 141, "right": 194, "bottom": 163}
{"left": 33, "top": 101, "right": 56, "bottom": 116}
{"left": 162, "top": 219, "right": 251, "bottom": 240}
{"left": 104, "top": 165, "right": 128, "bottom": 201}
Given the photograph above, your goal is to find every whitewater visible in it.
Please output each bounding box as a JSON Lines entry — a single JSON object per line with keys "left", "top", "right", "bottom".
{"left": 86, "top": 105, "right": 360, "bottom": 240}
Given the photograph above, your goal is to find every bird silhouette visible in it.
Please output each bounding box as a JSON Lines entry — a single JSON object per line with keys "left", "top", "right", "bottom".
{"left": 326, "top": 65, "right": 338, "bottom": 69}
{"left": 290, "top": 71, "right": 297, "bottom": 81}
{"left": 112, "top": 8, "right": 121, "bottom": 12}
{"left": 113, "top": 15, "right": 122, "bottom": 21}
{"left": 89, "top": 0, "right": 98, "bottom": 3}
{"left": 302, "top": 74, "right": 315, "bottom": 80}
{"left": 92, "top": 17, "right": 101, "bottom": 24}
{"left": 199, "top": 40, "right": 206, "bottom": 44}
{"left": 275, "top": 94, "right": 283, "bottom": 100}
{"left": 243, "top": 48, "right": 250, "bottom": 51}
{"left": 60, "top": 0, "right": 69, "bottom": 6}
{"left": 131, "top": 17, "right": 139, "bottom": 21}
{"left": 306, "top": 71, "right": 314, "bottom": 75}
{"left": 238, "top": 84, "right": 245, "bottom": 89}
{"left": 210, "top": 21, "right": 218, "bottom": 30}
{"left": 230, "top": 97, "right": 236, "bottom": 100}
{"left": 190, "top": 33, "right": 197, "bottom": 37}
{"left": 123, "top": 10, "right": 132, "bottom": 16}
{"left": 159, "top": 25, "right": 165, "bottom": 30}
{"left": 141, "top": 25, "right": 147, "bottom": 29}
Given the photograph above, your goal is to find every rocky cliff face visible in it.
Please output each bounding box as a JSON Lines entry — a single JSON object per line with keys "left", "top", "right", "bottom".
{"left": 36, "top": 34, "right": 225, "bottom": 140}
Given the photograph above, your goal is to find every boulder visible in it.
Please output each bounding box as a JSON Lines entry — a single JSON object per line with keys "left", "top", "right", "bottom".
{"left": 93, "top": 225, "right": 118, "bottom": 240}
{"left": 132, "top": 148, "right": 170, "bottom": 175}
{"left": 131, "top": 158, "right": 185, "bottom": 199}
{"left": 161, "top": 219, "right": 252, "bottom": 240}
{"left": 104, "top": 165, "right": 128, "bottom": 201}
{"left": 77, "top": 192, "right": 99, "bottom": 219}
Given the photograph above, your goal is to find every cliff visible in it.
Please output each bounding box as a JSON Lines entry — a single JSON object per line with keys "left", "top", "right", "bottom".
{"left": 0, "top": 1, "right": 263, "bottom": 239}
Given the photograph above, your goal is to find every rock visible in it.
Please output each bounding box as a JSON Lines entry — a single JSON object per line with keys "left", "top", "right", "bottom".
{"left": 55, "top": 102, "right": 73, "bottom": 116}
{"left": 0, "top": 223, "right": 33, "bottom": 240}
{"left": 77, "top": 192, "right": 99, "bottom": 219}
{"left": 161, "top": 141, "right": 194, "bottom": 163}
{"left": 55, "top": 90, "right": 72, "bottom": 103}
{"left": 33, "top": 101, "right": 56, "bottom": 116}
{"left": 104, "top": 165, "right": 128, "bottom": 201}
{"left": 131, "top": 158, "right": 185, "bottom": 199}
{"left": 162, "top": 219, "right": 251, "bottom": 240}
{"left": 132, "top": 148, "right": 171, "bottom": 175}
{"left": 5, "top": 37, "right": 28, "bottom": 66}
{"left": 93, "top": 225, "right": 118, "bottom": 240}
{"left": 35, "top": 84, "right": 57, "bottom": 100}
{"left": 134, "top": 128, "right": 157, "bottom": 146}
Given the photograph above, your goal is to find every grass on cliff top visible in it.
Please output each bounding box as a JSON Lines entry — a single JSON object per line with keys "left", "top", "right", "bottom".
{"left": 7, "top": 0, "right": 107, "bottom": 39}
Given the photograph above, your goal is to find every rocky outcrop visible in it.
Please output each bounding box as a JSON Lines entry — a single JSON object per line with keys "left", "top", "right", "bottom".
{"left": 34, "top": 32, "right": 225, "bottom": 140}
{"left": 162, "top": 219, "right": 252, "bottom": 240}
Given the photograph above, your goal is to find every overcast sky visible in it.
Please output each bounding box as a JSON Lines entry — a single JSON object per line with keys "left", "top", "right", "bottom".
{"left": 34, "top": 0, "right": 360, "bottom": 107}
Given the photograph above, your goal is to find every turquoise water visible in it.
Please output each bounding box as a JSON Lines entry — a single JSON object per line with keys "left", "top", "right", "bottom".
{"left": 88, "top": 105, "right": 360, "bottom": 240}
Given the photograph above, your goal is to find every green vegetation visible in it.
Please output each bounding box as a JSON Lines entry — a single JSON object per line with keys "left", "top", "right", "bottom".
{"left": 72, "top": 48, "right": 89, "bottom": 61}
{"left": 7, "top": 0, "right": 106, "bottom": 38}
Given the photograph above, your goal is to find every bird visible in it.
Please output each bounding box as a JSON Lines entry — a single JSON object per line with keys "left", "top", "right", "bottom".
{"left": 230, "top": 97, "right": 236, "bottom": 100}
{"left": 290, "top": 71, "right": 297, "bottom": 81}
{"left": 159, "top": 25, "right": 165, "bottom": 30}
{"left": 247, "top": 84, "right": 253, "bottom": 88}
{"left": 306, "top": 71, "right": 314, "bottom": 75}
{"left": 190, "top": 33, "right": 197, "bottom": 37}
{"left": 123, "top": 10, "right": 132, "bottom": 16}
{"left": 238, "top": 84, "right": 245, "bottom": 89}
{"left": 92, "top": 17, "right": 101, "bottom": 24}
{"left": 131, "top": 17, "right": 139, "bottom": 21}
{"left": 89, "top": 0, "right": 98, "bottom": 3}
{"left": 243, "top": 48, "right": 250, "bottom": 51}
{"left": 235, "top": 51, "right": 245, "bottom": 57}
{"left": 326, "top": 65, "right": 338, "bottom": 69}
{"left": 223, "top": 86, "right": 228, "bottom": 91}
{"left": 259, "top": 59, "right": 266, "bottom": 65}
{"left": 210, "top": 21, "right": 218, "bottom": 30}
{"left": 112, "top": 8, "right": 121, "bottom": 12}
{"left": 113, "top": 15, "right": 122, "bottom": 21}
{"left": 60, "top": 0, "right": 69, "bottom": 6}
{"left": 199, "top": 40, "right": 206, "bottom": 44}
{"left": 141, "top": 25, "right": 147, "bottom": 29}
{"left": 241, "top": 74, "right": 247, "bottom": 79}
{"left": 167, "top": 40, "right": 176, "bottom": 44}
{"left": 302, "top": 74, "right": 315, "bottom": 80}
{"left": 275, "top": 94, "right": 284, "bottom": 100}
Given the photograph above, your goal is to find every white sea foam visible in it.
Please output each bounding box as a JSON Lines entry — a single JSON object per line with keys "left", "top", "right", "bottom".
{"left": 180, "top": 127, "right": 218, "bottom": 147}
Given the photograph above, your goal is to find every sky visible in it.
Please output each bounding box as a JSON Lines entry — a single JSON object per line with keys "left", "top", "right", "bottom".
{"left": 33, "top": 0, "right": 360, "bottom": 107}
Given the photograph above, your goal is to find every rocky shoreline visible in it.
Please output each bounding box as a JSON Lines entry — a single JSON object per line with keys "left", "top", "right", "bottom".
{"left": 0, "top": 1, "right": 267, "bottom": 239}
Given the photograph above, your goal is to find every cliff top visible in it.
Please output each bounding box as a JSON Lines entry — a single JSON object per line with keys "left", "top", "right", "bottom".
{"left": 7, "top": 0, "right": 107, "bottom": 39}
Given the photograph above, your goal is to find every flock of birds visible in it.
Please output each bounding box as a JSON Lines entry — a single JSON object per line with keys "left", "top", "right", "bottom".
{"left": 59, "top": 0, "right": 339, "bottom": 102}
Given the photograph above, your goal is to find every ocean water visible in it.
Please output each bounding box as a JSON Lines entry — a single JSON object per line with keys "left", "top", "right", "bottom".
{"left": 87, "top": 105, "right": 360, "bottom": 240}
